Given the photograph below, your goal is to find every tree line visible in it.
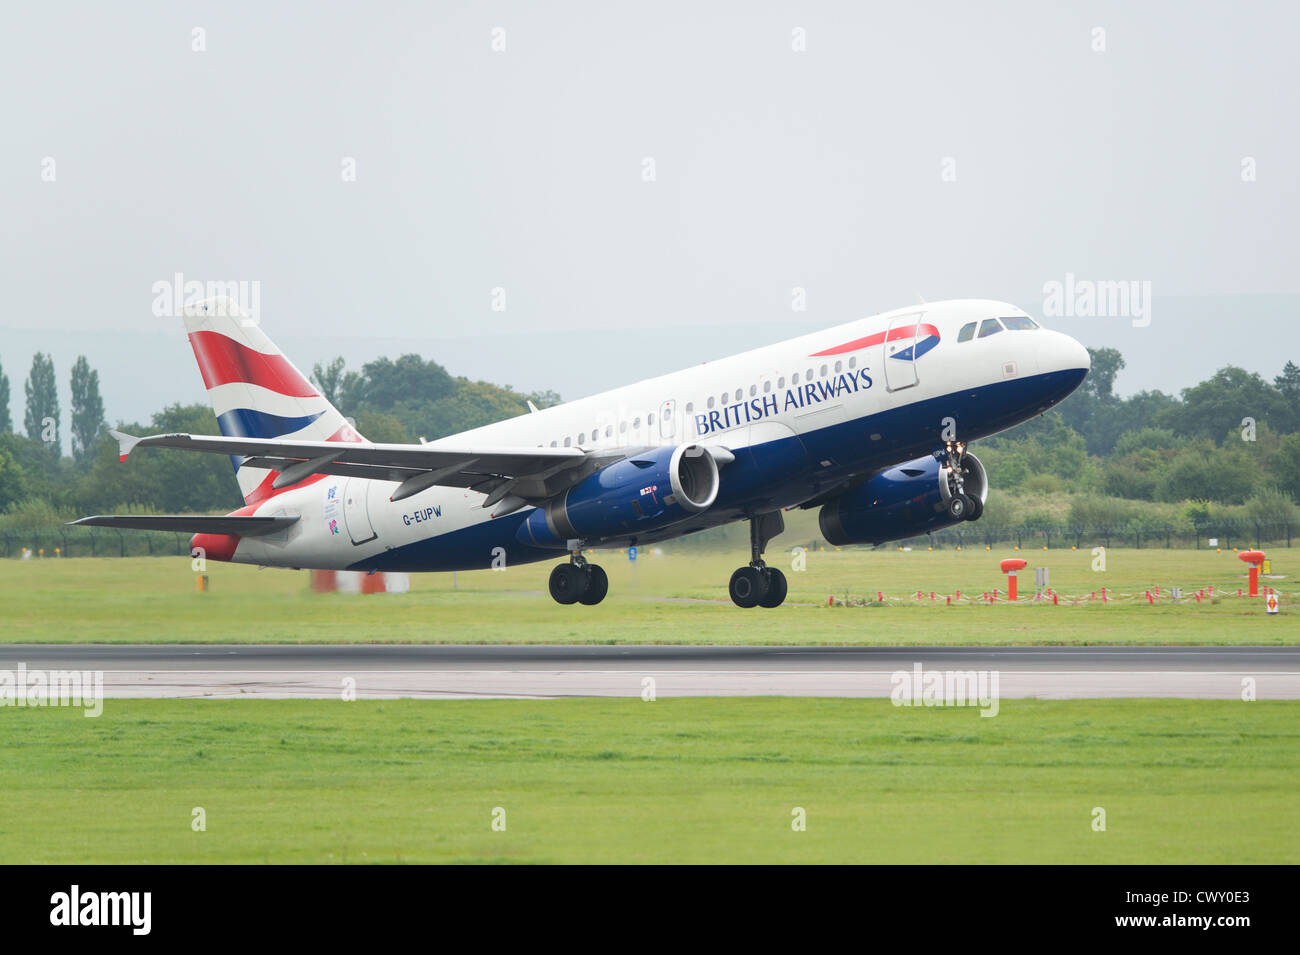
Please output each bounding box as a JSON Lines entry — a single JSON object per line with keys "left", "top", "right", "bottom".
{"left": 0, "top": 351, "right": 559, "bottom": 523}
{"left": 0, "top": 353, "right": 105, "bottom": 459}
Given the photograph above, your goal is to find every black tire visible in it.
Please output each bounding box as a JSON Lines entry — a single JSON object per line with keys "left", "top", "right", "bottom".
{"left": 578, "top": 564, "right": 608, "bottom": 605}
{"left": 549, "top": 563, "right": 587, "bottom": 605}
{"left": 729, "top": 566, "right": 769, "bottom": 608}
{"left": 758, "top": 568, "right": 788, "bottom": 608}
{"left": 966, "top": 495, "right": 984, "bottom": 521}
{"left": 947, "top": 494, "right": 970, "bottom": 520}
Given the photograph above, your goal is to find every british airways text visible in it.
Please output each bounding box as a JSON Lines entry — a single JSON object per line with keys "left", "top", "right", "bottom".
{"left": 694, "top": 368, "right": 873, "bottom": 436}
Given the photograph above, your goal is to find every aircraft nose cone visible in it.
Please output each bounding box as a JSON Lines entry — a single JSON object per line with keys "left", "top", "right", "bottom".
{"left": 1070, "top": 334, "right": 1091, "bottom": 373}
{"left": 1038, "top": 330, "right": 1090, "bottom": 374}
{"left": 1033, "top": 330, "right": 1090, "bottom": 402}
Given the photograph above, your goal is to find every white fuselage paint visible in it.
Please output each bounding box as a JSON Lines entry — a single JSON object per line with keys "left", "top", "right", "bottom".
{"left": 226, "top": 300, "right": 1088, "bottom": 571}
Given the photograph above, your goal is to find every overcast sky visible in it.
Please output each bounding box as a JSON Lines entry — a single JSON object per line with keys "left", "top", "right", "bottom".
{"left": 2, "top": 1, "right": 1297, "bottom": 436}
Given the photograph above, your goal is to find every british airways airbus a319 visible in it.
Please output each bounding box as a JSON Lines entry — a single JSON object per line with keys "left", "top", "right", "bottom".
{"left": 73, "top": 298, "right": 1089, "bottom": 608}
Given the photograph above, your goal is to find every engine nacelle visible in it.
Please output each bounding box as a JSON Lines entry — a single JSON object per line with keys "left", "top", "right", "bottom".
{"left": 818, "top": 452, "right": 988, "bottom": 546}
{"left": 517, "top": 444, "right": 719, "bottom": 547}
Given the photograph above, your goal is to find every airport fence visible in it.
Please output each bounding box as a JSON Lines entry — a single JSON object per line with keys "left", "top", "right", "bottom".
{"left": 911, "top": 518, "right": 1295, "bottom": 552}
{"left": 2, "top": 526, "right": 194, "bottom": 559}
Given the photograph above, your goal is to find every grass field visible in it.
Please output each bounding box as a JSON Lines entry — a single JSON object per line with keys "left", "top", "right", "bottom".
{"left": 1, "top": 697, "right": 1295, "bottom": 864}
{"left": 0, "top": 547, "right": 1292, "bottom": 644}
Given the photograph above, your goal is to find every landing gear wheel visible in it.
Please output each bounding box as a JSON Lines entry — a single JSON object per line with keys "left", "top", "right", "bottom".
{"left": 729, "top": 566, "right": 770, "bottom": 608}
{"left": 578, "top": 564, "right": 608, "bottom": 605}
{"left": 549, "top": 563, "right": 587, "bottom": 605}
{"left": 966, "top": 495, "right": 983, "bottom": 521}
{"left": 758, "top": 568, "right": 788, "bottom": 608}
{"left": 947, "top": 494, "right": 971, "bottom": 520}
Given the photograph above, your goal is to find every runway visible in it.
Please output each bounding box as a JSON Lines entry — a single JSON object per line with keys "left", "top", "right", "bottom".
{"left": 2, "top": 645, "right": 1297, "bottom": 700}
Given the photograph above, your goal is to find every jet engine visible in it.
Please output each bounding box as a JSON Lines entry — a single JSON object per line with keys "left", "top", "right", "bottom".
{"left": 818, "top": 452, "right": 988, "bottom": 546}
{"left": 517, "top": 444, "right": 719, "bottom": 546}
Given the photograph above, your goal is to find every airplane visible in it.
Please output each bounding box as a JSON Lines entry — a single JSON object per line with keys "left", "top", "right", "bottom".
{"left": 72, "top": 297, "right": 1089, "bottom": 608}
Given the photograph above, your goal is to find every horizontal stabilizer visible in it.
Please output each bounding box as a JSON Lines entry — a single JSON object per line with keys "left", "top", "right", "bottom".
{"left": 109, "top": 429, "right": 141, "bottom": 462}
{"left": 67, "top": 514, "right": 300, "bottom": 536}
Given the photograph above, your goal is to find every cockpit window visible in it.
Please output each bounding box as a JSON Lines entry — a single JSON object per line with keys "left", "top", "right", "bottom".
{"left": 977, "top": 318, "right": 1003, "bottom": 338}
{"left": 1001, "top": 316, "right": 1039, "bottom": 330}
{"left": 957, "top": 322, "right": 977, "bottom": 342}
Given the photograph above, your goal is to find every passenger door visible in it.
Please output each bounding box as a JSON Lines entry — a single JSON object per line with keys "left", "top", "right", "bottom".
{"left": 659, "top": 399, "right": 676, "bottom": 443}
{"left": 883, "top": 311, "right": 924, "bottom": 392}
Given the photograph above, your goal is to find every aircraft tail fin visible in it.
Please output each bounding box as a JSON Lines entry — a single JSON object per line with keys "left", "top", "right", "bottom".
{"left": 181, "top": 297, "right": 364, "bottom": 504}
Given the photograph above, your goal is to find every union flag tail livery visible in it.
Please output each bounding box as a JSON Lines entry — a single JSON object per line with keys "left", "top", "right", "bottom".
{"left": 182, "top": 300, "right": 364, "bottom": 504}
{"left": 76, "top": 297, "right": 1090, "bottom": 608}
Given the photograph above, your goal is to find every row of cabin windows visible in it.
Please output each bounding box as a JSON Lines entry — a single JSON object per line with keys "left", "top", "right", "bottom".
{"left": 705, "top": 355, "right": 857, "bottom": 410}
{"left": 545, "top": 354, "right": 862, "bottom": 447}
{"left": 956, "top": 315, "right": 1040, "bottom": 342}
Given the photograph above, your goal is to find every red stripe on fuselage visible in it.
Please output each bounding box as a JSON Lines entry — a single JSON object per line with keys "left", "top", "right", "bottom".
{"left": 188, "top": 330, "right": 319, "bottom": 396}
{"left": 810, "top": 323, "right": 940, "bottom": 357}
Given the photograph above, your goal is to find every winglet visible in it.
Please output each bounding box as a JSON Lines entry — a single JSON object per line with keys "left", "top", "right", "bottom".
{"left": 526, "top": 400, "right": 540, "bottom": 414}
{"left": 109, "top": 429, "right": 141, "bottom": 462}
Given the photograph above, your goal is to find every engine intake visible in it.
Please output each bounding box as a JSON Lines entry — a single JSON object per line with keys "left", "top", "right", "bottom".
{"left": 517, "top": 444, "right": 719, "bottom": 547}
{"left": 819, "top": 452, "right": 987, "bottom": 546}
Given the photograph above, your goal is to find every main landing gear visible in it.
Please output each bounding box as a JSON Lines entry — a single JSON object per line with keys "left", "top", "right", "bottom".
{"left": 548, "top": 551, "right": 608, "bottom": 606}
{"left": 940, "top": 439, "right": 983, "bottom": 522}
{"left": 729, "top": 511, "right": 788, "bottom": 608}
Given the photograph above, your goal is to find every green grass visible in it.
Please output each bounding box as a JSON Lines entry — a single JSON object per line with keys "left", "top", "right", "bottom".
{"left": 0, "top": 548, "right": 1293, "bottom": 644}
{"left": 1, "top": 698, "right": 1296, "bottom": 863}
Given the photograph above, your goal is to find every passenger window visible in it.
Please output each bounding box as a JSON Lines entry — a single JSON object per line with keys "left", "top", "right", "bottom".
{"left": 819, "top": 365, "right": 828, "bottom": 376}
{"left": 778, "top": 377, "right": 785, "bottom": 388}
{"left": 848, "top": 357, "right": 856, "bottom": 369}
{"left": 734, "top": 389, "right": 742, "bottom": 401}
{"left": 721, "top": 392, "right": 728, "bottom": 405}
{"left": 977, "top": 319, "right": 1003, "bottom": 339}
{"left": 685, "top": 402, "right": 693, "bottom": 413}
{"left": 749, "top": 384, "right": 757, "bottom": 397}
{"left": 764, "top": 380, "right": 771, "bottom": 393}
{"left": 564, "top": 437, "right": 571, "bottom": 447}
{"left": 707, "top": 396, "right": 715, "bottom": 409}
{"left": 958, "top": 322, "right": 977, "bottom": 342}
{"left": 792, "top": 372, "right": 800, "bottom": 385}
{"left": 648, "top": 413, "right": 655, "bottom": 425}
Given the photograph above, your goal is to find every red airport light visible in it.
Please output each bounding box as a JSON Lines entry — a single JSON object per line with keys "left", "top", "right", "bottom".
{"left": 1000, "top": 558, "right": 1028, "bottom": 601}
{"left": 1237, "top": 550, "right": 1266, "bottom": 597}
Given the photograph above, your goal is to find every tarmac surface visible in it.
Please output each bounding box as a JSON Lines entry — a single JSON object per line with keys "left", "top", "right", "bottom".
{"left": 1, "top": 645, "right": 1295, "bottom": 699}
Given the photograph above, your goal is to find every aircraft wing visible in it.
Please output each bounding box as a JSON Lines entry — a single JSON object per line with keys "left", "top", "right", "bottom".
{"left": 109, "top": 430, "right": 625, "bottom": 509}
{"left": 67, "top": 514, "right": 300, "bottom": 535}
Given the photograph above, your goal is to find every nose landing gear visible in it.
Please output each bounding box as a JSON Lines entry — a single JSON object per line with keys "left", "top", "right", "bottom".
{"left": 940, "top": 440, "right": 984, "bottom": 522}
{"left": 729, "top": 511, "right": 788, "bottom": 608}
